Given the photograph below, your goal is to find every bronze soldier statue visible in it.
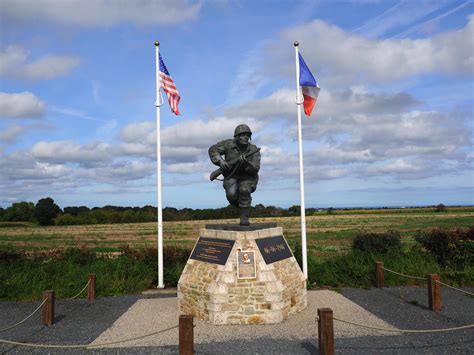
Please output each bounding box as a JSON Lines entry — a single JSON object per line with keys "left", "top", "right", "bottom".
{"left": 209, "top": 124, "right": 261, "bottom": 226}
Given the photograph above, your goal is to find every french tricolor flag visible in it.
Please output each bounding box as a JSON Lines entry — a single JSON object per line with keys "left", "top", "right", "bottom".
{"left": 299, "top": 53, "right": 320, "bottom": 117}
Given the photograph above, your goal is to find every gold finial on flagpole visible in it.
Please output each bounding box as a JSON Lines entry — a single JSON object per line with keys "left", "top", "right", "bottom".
{"left": 294, "top": 41, "right": 299, "bottom": 47}
{"left": 155, "top": 41, "right": 160, "bottom": 46}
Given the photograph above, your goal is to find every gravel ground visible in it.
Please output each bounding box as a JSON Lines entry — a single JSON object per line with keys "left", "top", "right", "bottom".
{"left": 337, "top": 286, "right": 474, "bottom": 354}
{"left": 0, "top": 287, "right": 472, "bottom": 354}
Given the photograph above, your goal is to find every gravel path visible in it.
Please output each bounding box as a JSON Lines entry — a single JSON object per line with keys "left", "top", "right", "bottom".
{"left": 90, "top": 290, "right": 396, "bottom": 349}
{"left": 0, "top": 287, "right": 472, "bottom": 354}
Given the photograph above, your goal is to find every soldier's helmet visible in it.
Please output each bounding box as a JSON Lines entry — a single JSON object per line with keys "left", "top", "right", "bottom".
{"left": 234, "top": 124, "right": 252, "bottom": 137}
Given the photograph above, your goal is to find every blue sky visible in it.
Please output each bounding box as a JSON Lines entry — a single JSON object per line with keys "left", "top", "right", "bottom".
{"left": 0, "top": 0, "right": 473, "bottom": 209}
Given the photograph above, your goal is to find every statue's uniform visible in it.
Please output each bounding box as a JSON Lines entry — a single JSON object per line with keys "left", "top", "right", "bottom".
{"left": 209, "top": 139, "right": 261, "bottom": 208}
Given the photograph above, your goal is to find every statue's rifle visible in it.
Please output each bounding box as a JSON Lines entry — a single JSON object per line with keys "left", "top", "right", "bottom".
{"left": 210, "top": 148, "right": 260, "bottom": 181}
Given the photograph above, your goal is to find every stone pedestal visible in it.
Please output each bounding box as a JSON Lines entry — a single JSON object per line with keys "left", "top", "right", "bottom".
{"left": 178, "top": 223, "right": 307, "bottom": 325}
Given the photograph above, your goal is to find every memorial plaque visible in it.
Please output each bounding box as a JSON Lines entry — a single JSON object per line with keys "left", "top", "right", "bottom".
{"left": 237, "top": 250, "right": 256, "bottom": 279}
{"left": 255, "top": 235, "right": 292, "bottom": 264}
{"left": 190, "top": 237, "right": 235, "bottom": 265}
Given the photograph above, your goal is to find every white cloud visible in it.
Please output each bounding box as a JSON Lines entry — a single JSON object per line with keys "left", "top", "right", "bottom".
{"left": 119, "top": 118, "right": 266, "bottom": 162}
{"left": 307, "top": 166, "right": 351, "bottom": 180}
{"left": 230, "top": 83, "right": 471, "bottom": 182}
{"left": 367, "top": 159, "right": 435, "bottom": 179}
{"left": 238, "top": 87, "right": 470, "bottom": 165}
{"left": 86, "top": 160, "right": 155, "bottom": 181}
{"left": 0, "top": 122, "right": 50, "bottom": 142}
{"left": 226, "top": 87, "right": 419, "bottom": 120}
{"left": 266, "top": 15, "right": 474, "bottom": 84}
{"left": 22, "top": 56, "right": 80, "bottom": 80}
{"left": 31, "top": 140, "right": 112, "bottom": 163}
{"left": 161, "top": 117, "right": 264, "bottom": 147}
{"left": 167, "top": 162, "right": 206, "bottom": 174}
{"left": 260, "top": 146, "right": 296, "bottom": 165}
{"left": 13, "top": 161, "right": 71, "bottom": 180}
{"left": 162, "top": 146, "right": 202, "bottom": 162}
{"left": 225, "top": 89, "right": 294, "bottom": 119}
{"left": 118, "top": 142, "right": 154, "bottom": 157}
{"left": 120, "top": 121, "right": 155, "bottom": 144}
{"left": 0, "top": 45, "right": 80, "bottom": 80}
{"left": 310, "top": 145, "right": 375, "bottom": 164}
{"left": 1, "top": 85, "right": 470, "bottom": 205}
{"left": 1, "top": 0, "right": 202, "bottom": 27}
{"left": 0, "top": 45, "right": 26, "bottom": 75}
{"left": 0, "top": 125, "right": 26, "bottom": 141}
{"left": 0, "top": 92, "right": 45, "bottom": 118}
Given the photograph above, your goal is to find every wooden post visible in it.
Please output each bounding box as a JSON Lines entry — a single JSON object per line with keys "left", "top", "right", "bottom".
{"left": 88, "top": 274, "right": 96, "bottom": 301}
{"left": 318, "top": 308, "right": 334, "bottom": 355}
{"left": 179, "top": 315, "right": 193, "bottom": 355}
{"left": 427, "top": 274, "right": 441, "bottom": 312}
{"left": 42, "top": 290, "right": 54, "bottom": 326}
{"left": 375, "top": 261, "right": 384, "bottom": 288}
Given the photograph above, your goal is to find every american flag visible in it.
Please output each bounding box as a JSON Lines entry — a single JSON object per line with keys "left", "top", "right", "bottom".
{"left": 159, "top": 53, "right": 180, "bottom": 115}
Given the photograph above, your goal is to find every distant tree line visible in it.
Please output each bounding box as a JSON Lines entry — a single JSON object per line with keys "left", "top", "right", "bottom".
{"left": 0, "top": 197, "right": 322, "bottom": 226}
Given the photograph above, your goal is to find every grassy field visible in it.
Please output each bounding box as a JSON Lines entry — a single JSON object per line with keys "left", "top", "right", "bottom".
{"left": 1, "top": 208, "right": 473, "bottom": 300}
{"left": 1, "top": 208, "right": 473, "bottom": 257}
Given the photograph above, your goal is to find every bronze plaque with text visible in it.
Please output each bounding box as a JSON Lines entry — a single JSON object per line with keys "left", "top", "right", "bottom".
{"left": 190, "top": 237, "right": 235, "bottom": 265}
{"left": 255, "top": 235, "right": 292, "bottom": 264}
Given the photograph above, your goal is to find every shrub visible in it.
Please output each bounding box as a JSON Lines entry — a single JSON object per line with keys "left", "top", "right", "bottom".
{"left": 415, "top": 227, "right": 474, "bottom": 267}
{"left": 0, "top": 250, "right": 21, "bottom": 261}
{"left": 59, "top": 247, "right": 97, "bottom": 265}
{"left": 435, "top": 203, "right": 446, "bottom": 212}
{"left": 119, "top": 245, "right": 192, "bottom": 265}
{"left": 352, "top": 230, "right": 402, "bottom": 254}
{"left": 56, "top": 213, "right": 77, "bottom": 225}
{"left": 119, "top": 245, "right": 192, "bottom": 286}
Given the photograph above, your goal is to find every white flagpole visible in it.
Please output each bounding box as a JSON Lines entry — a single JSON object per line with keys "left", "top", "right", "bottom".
{"left": 155, "top": 41, "right": 164, "bottom": 289}
{"left": 294, "top": 41, "right": 308, "bottom": 280}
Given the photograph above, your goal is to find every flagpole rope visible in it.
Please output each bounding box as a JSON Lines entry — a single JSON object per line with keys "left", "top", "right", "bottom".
{"left": 155, "top": 92, "right": 164, "bottom": 107}
{"left": 0, "top": 299, "right": 47, "bottom": 333}
{"left": 0, "top": 324, "right": 179, "bottom": 349}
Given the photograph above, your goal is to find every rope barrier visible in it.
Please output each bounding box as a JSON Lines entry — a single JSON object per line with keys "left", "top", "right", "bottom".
{"left": 0, "top": 324, "right": 179, "bottom": 349}
{"left": 62, "top": 280, "right": 91, "bottom": 300}
{"left": 435, "top": 280, "right": 474, "bottom": 297}
{"left": 382, "top": 267, "right": 426, "bottom": 281}
{"left": 382, "top": 265, "right": 474, "bottom": 296}
{"left": 0, "top": 280, "right": 90, "bottom": 333}
{"left": 0, "top": 299, "right": 47, "bottom": 333}
{"left": 332, "top": 316, "right": 474, "bottom": 333}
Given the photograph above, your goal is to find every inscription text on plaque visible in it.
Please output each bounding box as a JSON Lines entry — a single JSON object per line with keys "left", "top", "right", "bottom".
{"left": 255, "top": 235, "right": 292, "bottom": 264}
{"left": 190, "top": 237, "right": 235, "bottom": 265}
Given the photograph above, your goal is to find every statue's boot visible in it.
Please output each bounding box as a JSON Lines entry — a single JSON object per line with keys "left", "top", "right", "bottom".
{"left": 240, "top": 208, "right": 250, "bottom": 226}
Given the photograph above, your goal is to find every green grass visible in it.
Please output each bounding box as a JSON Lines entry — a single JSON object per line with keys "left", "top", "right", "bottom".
{"left": 307, "top": 250, "right": 472, "bottom": 289}
{"left": 0, "top": 210, "right": 472, "bottom": 300}
{"left": 0, "top": 248, "right": 187, "bottom": 301}
{"left": 1, "top": 244, "right": 472, "bottom": 301}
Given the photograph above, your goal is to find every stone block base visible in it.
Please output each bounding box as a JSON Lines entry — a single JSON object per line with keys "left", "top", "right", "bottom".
{"left": 178, "top": 225, "right": 307, "bottom": 325}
